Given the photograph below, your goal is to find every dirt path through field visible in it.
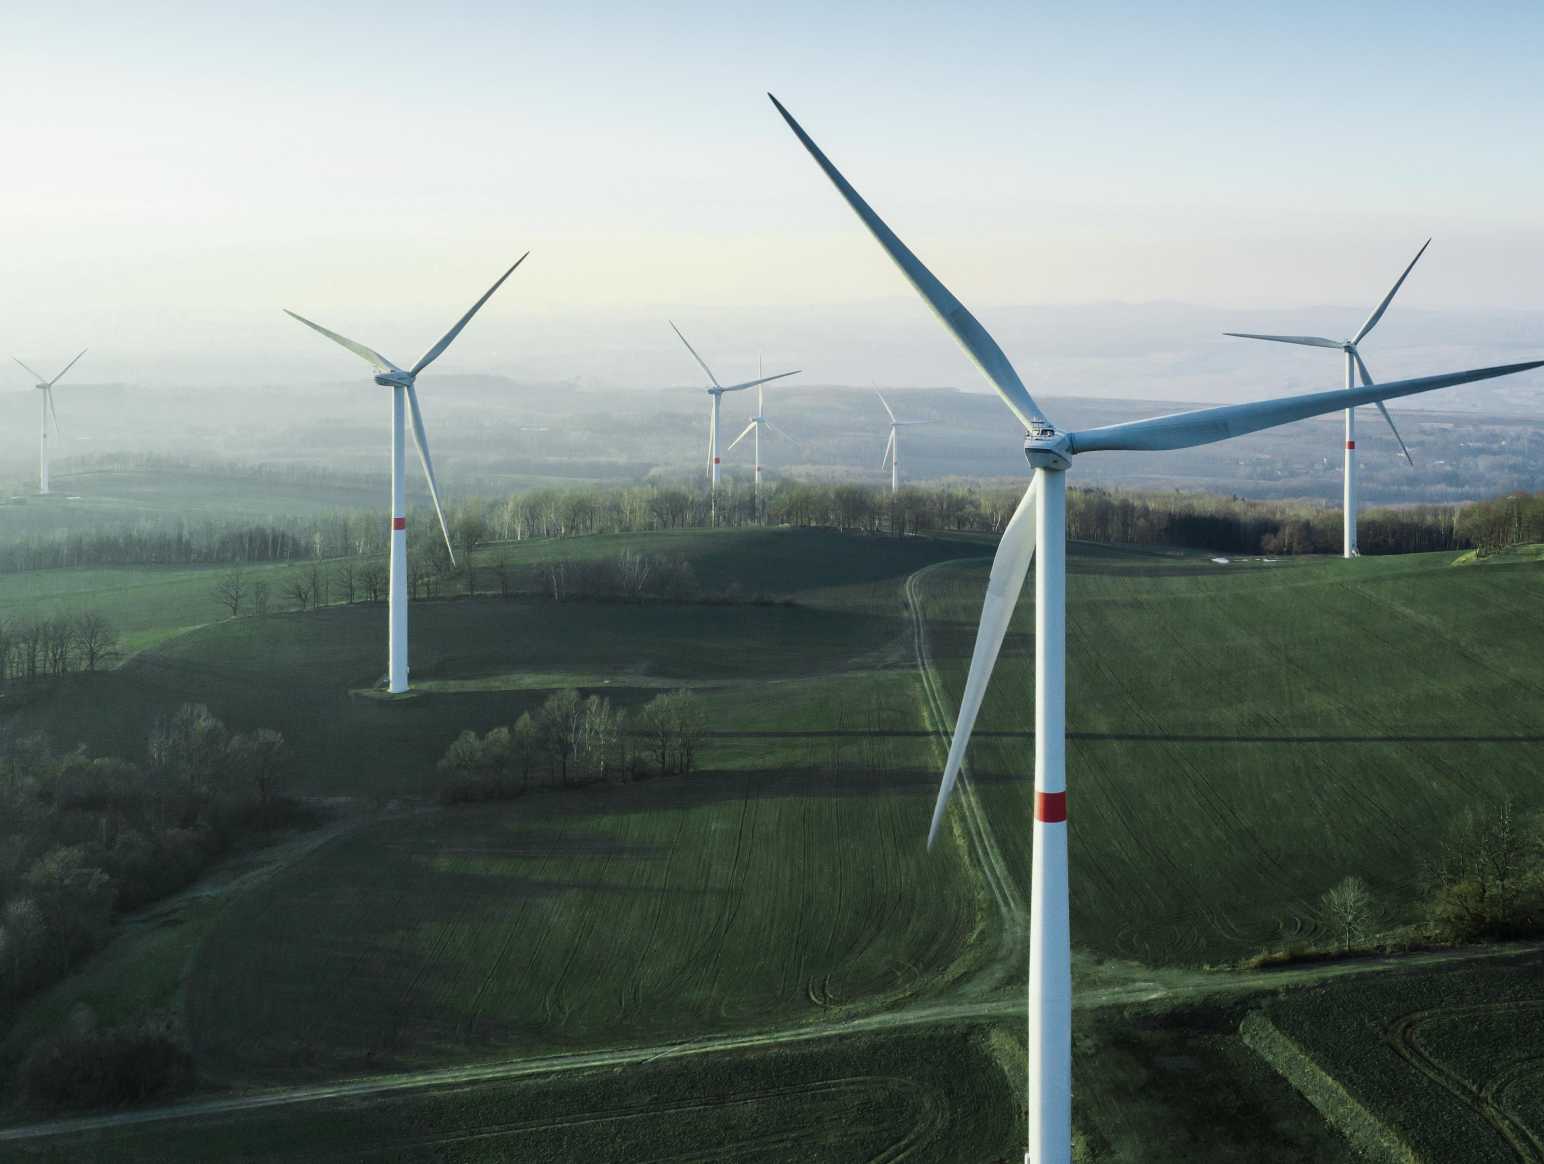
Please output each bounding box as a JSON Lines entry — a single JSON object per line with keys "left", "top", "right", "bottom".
{"left": 5, "top": 940, "right": 1541, "bottom": 1144}
{"left": 905, "top": 559, "right": 1025, "bottom": 986}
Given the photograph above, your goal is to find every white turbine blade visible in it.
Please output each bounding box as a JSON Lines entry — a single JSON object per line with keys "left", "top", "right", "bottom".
{"left": 766, "top": 420, "right": 802, "bottom": 447}
{"left": 47, "top": 387, "right": 62, "bottom": 438}
{"left": 706, "top": 407, "right": 716, "bottom": 477}
{"left": 670, "top": 321, "right": 722, "bottom": 388}
{"left": 48, "top": 348, "right": 88, "bottom": 387}
{"left": 927, "top": 478, "right": 1038, "bottom": 849}
{"left": 1353, "top": 238, "right": 1431, "bottom": 345}
{"left": 284, "top": 310, "right": 400, "bottom": 374}
{"left": 410, "top": 252, "right": 528, "bottom": 377}
{"left": 881, "top": 428, "right": 895, "bottom": 468}
{"left": 405, "top": 384, "right": 456, "bottom": 566}
{"left": 769, "top": 93, "right": 1049, "bottom": 431}
{"left": 720, "top": 369, "right": 800, "bottom": 393}
{"left": 13, "top": 357, "right": 47, "bottom": 383}
{"left": 1374, "top": 401, "right": 1415, "bottom": 467}
{"left": 876, "top": 389, "right": 897, "bottom": 422}
{"left": 726, "top": 421, "right": 756, "bottom": 452}
{"left": 1069, "top": 361, "right": 1544, "bottom": 454}
{"left": 1223, "top": 332, "right": 1343, "bottom": 349}
{"left": 1353, "top": 351, "right": 1415, "bottom": 467}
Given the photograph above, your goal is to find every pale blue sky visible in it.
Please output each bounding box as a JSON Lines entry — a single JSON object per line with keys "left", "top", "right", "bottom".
{"left": 3, "top": 0, "right": 1542, "bottom": 387}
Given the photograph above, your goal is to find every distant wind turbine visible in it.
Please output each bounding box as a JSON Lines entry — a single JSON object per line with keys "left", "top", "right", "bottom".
{"left": 1225, "top": 241, "right": 1429, "bottom": 557}
{"left": 726, "top": 359, "right": 801, "bottom": 502}
{"left": 770, "top": 91, "right": 1542, "bottom": 1164}
{"left": 13, "top": 350, "right": 86, "bottom": 495}
{"left": 669, "top": 323, "right": 798, "bottom": 503}
{"left": 876, "top": 389, "right": 931, "bottom": 493}
{"left": 286, "top": 253, "right": 527, "bottom": 694}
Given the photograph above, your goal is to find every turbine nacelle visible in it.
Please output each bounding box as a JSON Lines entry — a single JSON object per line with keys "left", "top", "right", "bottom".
{"left": 373, "top": 370, "right": 415, "bottom": 389}
{"left": 1024, "top": 428, "right": 1072, "bottom": 471}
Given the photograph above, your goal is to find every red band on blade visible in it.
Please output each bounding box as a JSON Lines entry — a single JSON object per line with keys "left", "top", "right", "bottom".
{"left": 713, "top": 457, "right": 720, "bottom": 464}
{"left": 392, "top": 516, "right": 406, "bottom": 530}
{"left": 1036, "top": 791, "right": 1067, "bottom": 823}
{"left": 1346, "top": 441, "right": 1356, "bottom": 450}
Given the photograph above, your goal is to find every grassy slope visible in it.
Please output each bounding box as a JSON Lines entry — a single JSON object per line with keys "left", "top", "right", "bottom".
{"left": 916, "top": 545, "right": 1544, "bottom": 966}
{"left": 5, "top": 1027, "right": 1018, "bottom": 1164}
{"left": 7, "top": 528, "right": 973, "bottom": 793}
{"left": 1264, "top": 949, "right": 1544, "bottom": 1162}
{"left": 4, "top": 529, "right": 993, "bottom": 1088}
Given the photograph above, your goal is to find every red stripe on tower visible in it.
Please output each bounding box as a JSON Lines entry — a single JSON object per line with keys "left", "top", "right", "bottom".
{"left": 1346, "top": 441, "right": 1356, "bottom": 450}
{"left": 392, "top": 516, "right": 406, "bottom": 530}
{"left": 713, "top": 457, "right": 720, "bottom": 464}
{"left": 1036, "top": 791, "right": 1067, "bottom": 823}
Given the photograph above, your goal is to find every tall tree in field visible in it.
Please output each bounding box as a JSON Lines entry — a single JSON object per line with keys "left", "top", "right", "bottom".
{"left": 73, "top": 612, "right": 118, "bottom": 672}
{"left": 214, "top": 569, "right": 245, "bottom": 618}
{"left": 1319, "top": 876, "right": 1375, "bottom": 951}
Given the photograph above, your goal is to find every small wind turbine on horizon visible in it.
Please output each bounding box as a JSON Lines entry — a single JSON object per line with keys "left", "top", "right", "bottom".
{"left": 13, "top": 350, "right": 86, "bottom": 495}
{"left": 1225, "top": 240, "right": 1429, "bottom": 558}
{"left": 769, "top": 91, "right": 1542, "bottom": 1164}
{"left": 285, "top": 253, "right": 528, "bottom": 694}
{"left": 725, "top": 358, "right": 801, "bottom": 503}
{"left": 876, "top": 389, "right": 931, "bottom": 493}
{"left": 669, "top": 323, "right": 798, "bottom": 508}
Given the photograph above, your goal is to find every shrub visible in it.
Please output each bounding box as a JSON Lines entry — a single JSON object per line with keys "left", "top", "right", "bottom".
{"left": 17, "top": 1025, "right": 193, "bottom": 1111}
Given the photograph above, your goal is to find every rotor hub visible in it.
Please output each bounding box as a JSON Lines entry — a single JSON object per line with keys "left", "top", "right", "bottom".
{"left": 374, "top": 371, "right": 413, "bottom": 389}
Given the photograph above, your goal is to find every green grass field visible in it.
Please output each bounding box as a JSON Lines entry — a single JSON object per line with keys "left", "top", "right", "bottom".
{"left": 915, "top": 544, "right": 1544, "bottom": 965}
{"left": 5, "top": 524, "right": 1544, "bottom": 1160}
{"left": 3, "top": 1026, "right": 1019, "bottom": 1163}
{"left": 1260, "top": 948, "right": 1544, "bottom": 1162}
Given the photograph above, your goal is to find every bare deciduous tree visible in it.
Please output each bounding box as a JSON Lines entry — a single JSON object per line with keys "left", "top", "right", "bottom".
{"left": 1320, "top": 876, "right": 1375, "bottom": 952}
{"left": 73, "top": 612, "right": 118, "bottom": 672}
{"left": 213, "top": 569, "right": 245, "bottom": 618}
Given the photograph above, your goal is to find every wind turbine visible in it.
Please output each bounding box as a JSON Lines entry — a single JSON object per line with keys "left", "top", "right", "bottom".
{"left": 725, "top": 359, "right": 801, "bottom": 503}
{"left": 13, "top": 350, "right": 86, "bottom": 495}
{"left": 1225, "top": 241, "right": 1429, "bottom": 558}
{"left": 877, "top": 389, "right": 931, "bottom": 493}
{"left": 286, "top": 253, "right": 527, "bottom": 694}
{"left": 669, "top": 322, "right": 799, "bottom": 504}
{"left": 770, "top": 92, "right": 1541, "bottom": 1164}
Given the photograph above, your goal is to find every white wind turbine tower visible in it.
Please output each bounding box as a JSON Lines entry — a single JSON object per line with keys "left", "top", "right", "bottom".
{"left": 286, "top": 254, "right": 527, "bottom": 694}
{"left": 770, "top": 92, "right": 1541, "bottom": 1164}
{"left": 877, "top": 389, "right": 931, "bottom": 493}
{"left": 725, "top": 360, "right": 801, "bottom": 503}
{"left": 1225, "top": 240, "right": 1429, "bottom": 558}
{"left": 13, "top": 350, "right": 86, "bottom": 495}
{"left": 669, "top": 322, "right": 798, "bottom": 506}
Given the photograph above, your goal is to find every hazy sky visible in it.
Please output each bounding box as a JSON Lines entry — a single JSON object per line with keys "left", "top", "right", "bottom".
{"left": 4, "top": 0, "right": 1543, "bottom": 390}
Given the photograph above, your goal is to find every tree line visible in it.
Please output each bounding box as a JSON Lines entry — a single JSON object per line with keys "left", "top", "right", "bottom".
{"left": 0, "top": 612, "right": 119, "bottom": 687}
{"left": 437, "top": 688, "right": 705, "bottom": 803}
{"left": 0, "top": 707, "right": 299, "bottom": 1109}
{"left": 6, "top": 479, "right": 1543, "bottom": 577}
{"left": 1254, "top": 799, "right": 1544, "bottom": 967}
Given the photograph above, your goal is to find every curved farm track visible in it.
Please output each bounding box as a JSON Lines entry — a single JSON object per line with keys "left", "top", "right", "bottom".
{"left": 1386, "top": 1000, "right": 1544, "bottom": 1161}
{"left": 10, "top": 557, "right": 1544, "bottom": 1153}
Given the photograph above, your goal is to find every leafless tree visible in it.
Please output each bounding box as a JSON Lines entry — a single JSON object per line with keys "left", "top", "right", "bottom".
{"left": 282, "top": 575, "right": 312, "bottom": 612}
{"left": 1320, "top": 876, "right": 1375, "bottom": 952}
{"left": 213, "top": 568, "right": 245, "bottom": 617}
{"left": 73, "top": 612, "right": 119, "bottom": 672}
{"left": 360, "top": 563, "right": 387, "bottom": 604}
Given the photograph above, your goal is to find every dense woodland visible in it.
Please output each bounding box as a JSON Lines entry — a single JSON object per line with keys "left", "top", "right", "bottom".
{"left": 3, "top": 477, "right": 1543, "bottom": 575}
{"left": 0, "top": 707, "right": 299, "bottom": 1108}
